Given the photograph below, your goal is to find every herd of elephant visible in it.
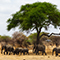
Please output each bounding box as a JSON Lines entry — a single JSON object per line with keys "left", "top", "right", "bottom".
{"left": 1, "top": 44, "right": 60, "bottom": 56}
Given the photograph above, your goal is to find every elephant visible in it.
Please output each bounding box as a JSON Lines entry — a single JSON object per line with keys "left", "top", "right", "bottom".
{"left": 22, "top": 48, "right": 29, "bottom": 55}
{"left": 1, "top": 45, "right": 14, "bottom": 55}
{"left": 33, "top": 44, "right": 47, "bottom": 55}
{"left": 13, "top": 47, "right": 23, "bottom": 55}
{"left": 52, "top": 47, "right": 60, "bottom": 56}
{"left": 1, "top": 45, "right": 6, "bottom": 54}
{"left": 13, "top": 48, "right": 29, "bottom": 55}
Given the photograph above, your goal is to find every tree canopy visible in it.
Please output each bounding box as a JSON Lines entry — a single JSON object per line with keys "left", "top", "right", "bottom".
{"left": 7, "top": 2, "right": 60, "bottom": 44}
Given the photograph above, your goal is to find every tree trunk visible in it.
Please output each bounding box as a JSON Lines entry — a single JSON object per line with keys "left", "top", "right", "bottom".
{"left": 36, "top": 27, "right": 42, "bottom": 45}
{"left": 36, "top": 32, "right": 42, "bottom": 45}
{"left": 36, "top": 34, "right": 39, "bottom": 45}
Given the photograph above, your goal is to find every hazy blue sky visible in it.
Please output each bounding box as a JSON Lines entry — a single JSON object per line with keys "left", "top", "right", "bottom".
{"left": 0, "top": 0, "right": 60, "bottom": 37}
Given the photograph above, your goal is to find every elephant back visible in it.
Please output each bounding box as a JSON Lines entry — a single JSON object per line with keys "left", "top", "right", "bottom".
{"left": 35, "top": 44, "right": 45, "bottom": 51}
{"left": 56, "top": 47, "right": 60, "bottom": 53}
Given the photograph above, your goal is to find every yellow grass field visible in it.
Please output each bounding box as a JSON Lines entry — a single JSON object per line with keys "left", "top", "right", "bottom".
{"left": 0, "top": 53, "right": 60, "bottom": 60}
{"left": 0, "top": 45, "right": 60, "bottom": 60}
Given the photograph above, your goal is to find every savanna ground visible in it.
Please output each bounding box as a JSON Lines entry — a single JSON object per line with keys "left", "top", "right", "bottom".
{"left": 0, "top": 44, "right": 60, "bottom": 60}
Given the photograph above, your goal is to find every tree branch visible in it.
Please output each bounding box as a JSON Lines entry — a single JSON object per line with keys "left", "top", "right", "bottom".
{"left": 39, "top": 33, "right": 60, "bottom": 39}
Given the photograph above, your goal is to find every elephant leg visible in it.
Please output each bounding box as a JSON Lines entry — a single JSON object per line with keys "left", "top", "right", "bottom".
{"left": 19, "top": 52, "right": 20, "bottom": 55}
{"left": 45, "top": 52, "right": 47, "bottom": 55}
{"left": 55, "top": 51, "right": 58, "bottom": 56}
{"left": 16, "top": 51, "right": 19, "bottom": 55}
{"left": 4, "top": 51, "right": 6, "bottom": 55}
{"left": 15, "top": 52, "right": 17, "bottom": 55}
{"left": 24, "top": 52, "right": 25, "bottom": 55}
{"left": 36, "top": 50, "right": 38, "bottom": 55}
{"left": 42, "top": 51, "right": 44, "bottom": 55}
{"left": 6, "top": 51, "right": 8, "bottom": 55}
{"left": 17, "top": 52, "right": 19, "bottom": 55}
{"left": 27, "top": 51, "right": 29, "bottom": 55}
{"left": 23, "top": 52, "right": 25, "bottom": 55}
{"left": 9, "top": 51, "right": 11, "bottom": 55}
{"left": 56, "top": 53, "right": 58, "bottom": 56}
{"left": 44, "top": 51, "right": 47, "bottom": 55}
{"left": 37, "top": 51, "right": 39, "bottom": 55}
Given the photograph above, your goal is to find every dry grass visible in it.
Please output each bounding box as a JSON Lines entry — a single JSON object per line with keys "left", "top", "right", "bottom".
{"left": 0, "top": 53, "right": 60, "bottom": 60}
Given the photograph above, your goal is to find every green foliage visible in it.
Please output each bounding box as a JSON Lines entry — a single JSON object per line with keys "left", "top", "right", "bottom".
{"left": 7, "top": 2, "right": 60, "bottom": 31}
{"left": 28, "top": 33, "right": 37, "bottom": 44}
{"left": 0, "top": 35, "right": 11, "bottom": 42}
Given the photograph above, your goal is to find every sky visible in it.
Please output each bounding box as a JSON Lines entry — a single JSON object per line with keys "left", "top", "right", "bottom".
{"left": 0, "top": 0, "right": 60, "bottom": 37}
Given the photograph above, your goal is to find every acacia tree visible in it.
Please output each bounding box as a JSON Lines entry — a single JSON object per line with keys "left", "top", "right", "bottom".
{"left": 7, "top": 2, "right": 60, "bottom": 44}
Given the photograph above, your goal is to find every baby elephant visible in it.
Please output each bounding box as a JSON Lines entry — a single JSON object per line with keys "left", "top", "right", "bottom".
{"left": 52, "top": 47, "right": 60, "bottom": 56}
{"left": 13, "top": 48, "right": 29, "bottom": 55}
{"left": 13, "top": 47, "right": 23, "bottom": 55}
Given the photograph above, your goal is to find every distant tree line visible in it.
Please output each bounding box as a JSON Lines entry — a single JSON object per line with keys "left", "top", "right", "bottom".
{"left": 0, "top": 31, "right": 60, "bottom": 47}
